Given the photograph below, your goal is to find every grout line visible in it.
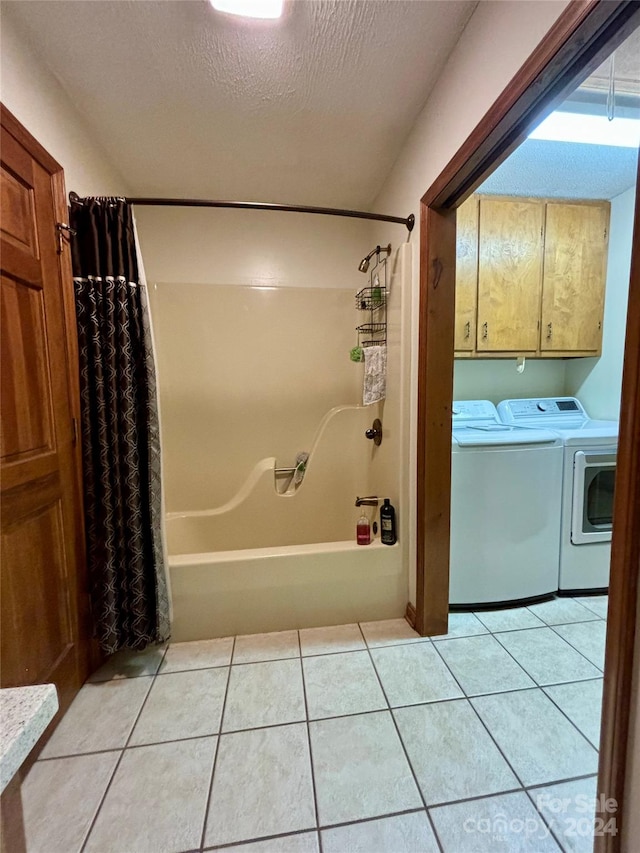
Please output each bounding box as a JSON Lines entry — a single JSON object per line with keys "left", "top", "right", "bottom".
{"left": 203, "top": 826, "right": 319, "bottom": 851}
{"left": 526, "top": 772, "right": 599, "bottom": 792}
{"left": 358, "top": 622, "right": 445, "bottom": 853}
{"left": 522, "top": 788, "right": 570, "bottom": 852}
{"left": 546, "top": 622, "right": 605, "bottom": 672}
{"left": 199, "top": 636, "right": 236, "bottom": 852}
{"left": 79, "top": 645, "right": 166, "bottom": 853}
{"left": 298, "top": 631, "right": 323, "bottom": 853}
{"left": 541, "top": 685, "right": 604, "bottom": 752}
{"left": 318, "top": 806, "right": 427, "bottom": 833}
{"left": 471, "top": 614, "right": 547, "bottom": 633}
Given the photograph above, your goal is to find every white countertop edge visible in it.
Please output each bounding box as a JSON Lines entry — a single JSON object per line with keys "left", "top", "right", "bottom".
{"left": 0, "top": 684, "right": 59, "bottom": 794}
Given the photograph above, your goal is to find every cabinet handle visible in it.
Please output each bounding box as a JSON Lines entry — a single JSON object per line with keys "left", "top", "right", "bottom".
{"left": 464, "top": 321, "right": 470, "bottom": 339}
{"left": 547, "top": 322, "right": 553, "bottom": 341}
{"left": 598, "top": 321, "right": 602, "bottom": 330}
{"left": 482, "top": 322, "right": 488, "bottom": 340}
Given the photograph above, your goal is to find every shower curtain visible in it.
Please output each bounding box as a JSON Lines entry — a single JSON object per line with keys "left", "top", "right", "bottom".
{"left": 70, "top": 197, "right": 170, "bottom": 653}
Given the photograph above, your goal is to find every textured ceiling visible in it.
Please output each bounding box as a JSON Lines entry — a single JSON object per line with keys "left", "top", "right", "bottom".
{"left": 3, "top": 0, "right": 476, "bottom": 207}
{"left": 479, "top": 139, "right": 638, "bottom": 200}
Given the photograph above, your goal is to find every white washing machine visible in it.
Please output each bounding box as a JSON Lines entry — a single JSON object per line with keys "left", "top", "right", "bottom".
{"left": 498, "top": 397, "right": 618, "bottom": 592}
{"left": 450, "top": 400, "right": 563, "bottom": 607}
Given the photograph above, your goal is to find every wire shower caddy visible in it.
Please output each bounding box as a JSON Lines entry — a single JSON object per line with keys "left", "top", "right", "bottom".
{"left": 355, "top": 244, "right": 390, "bottom": 348}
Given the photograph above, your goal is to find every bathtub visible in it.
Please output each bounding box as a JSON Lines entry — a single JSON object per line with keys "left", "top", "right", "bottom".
{"left": 166, "top": 405, "right": 407, "bottom": 640}
{"left": 169, "top": 538, "right": 405, "bottom": 641}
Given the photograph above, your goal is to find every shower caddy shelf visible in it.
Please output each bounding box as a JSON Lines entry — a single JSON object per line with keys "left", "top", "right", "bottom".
{"left": 355, "top": 244, "right": 389, "bottom": 348}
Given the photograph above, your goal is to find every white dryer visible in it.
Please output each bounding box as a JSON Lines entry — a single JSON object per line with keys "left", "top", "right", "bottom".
{"left": 498, "top": 397, "right": 618, "bottom": 592}
{"left": 450, "top": 401, "right": 563, "bottom": 607}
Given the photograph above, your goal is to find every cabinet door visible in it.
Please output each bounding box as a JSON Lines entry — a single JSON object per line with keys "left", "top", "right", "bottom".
{"left": 541, "top": 202, "right": 609, "bottom": 353}
{"left": 455, "top": 196, "right": 478, "bottom": 351}
{"left": 477, "top": 198, "right": 543, "bottom": 352}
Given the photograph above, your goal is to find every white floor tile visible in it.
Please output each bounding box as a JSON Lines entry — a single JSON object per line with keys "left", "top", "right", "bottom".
{"left": 472, "top": 689, "right": 599, "bottom": 787}
{"left": 527, "top": 598, "right": 599, "bottom": 626}
{"left": 40, "top": 678, "right": 153, "bottom": 758}
{"left": 299, "top": 623, "right": 366, "bottom": 656}
{"left": 359, "top": 618, "right": 423, "bottom": 648}
{"left": 205, "top": 724, "right": 315, "bottom": 847}
{"left": 371, "top": 642, "right": 463, "bottom": 707}
{"left": 394, "top": 700, "right": 519, "bottom": 805}
{"left": 436, "top": 635, "right": 535, "bottom": 696}
{"left": 233, "top": 630, "right": 299, "bottom": 663}
{"left": 88, "top": 644, "right": 166, "bottom": 682}
{"left": 572, "top": 596, "right": 608, "bottom": 620}
{"left": 310, "top": 711, "right": 422, "bottom": 825}
{"left": 321, "top": 811, "right": 439, "bottom": 853}
{"left": 543, "top": 680, "right": 604, "bottom": 748}
{"left": 431, "top": 791, "right": 561, "bottom": 852}
{"left": 129, "top": 667, "right": 228, "bottom": 745}
{"left": 215, "top": 833, "right": 320, "bottom": 853}
{"left": 474, "top": 607, "right": 546, "bottom": 633}
{"left": 302, "top": 651, "right": 386, "bottom": 720}
{"left": 553, "top": 621, "right": 607, "bottom": 669}
{"left": 160, "top": 636, "right": 233, "bottom": 672}
{"left": 21, "top": 752, "right": 119, "bottom": 853}
{"left": 84, "top": 737, "right": 216, "bottom": 853}
{"left": 222, "top": 659, "right": 305, "bottom": 731}
{"left": 495, "top": 628, "right": 601, "bottom": 685}
{"left": 432, "top": 612, "right": 490, "bottom": 641}
{"left": 530, "top": 776, "right": 599, "bottom": 853}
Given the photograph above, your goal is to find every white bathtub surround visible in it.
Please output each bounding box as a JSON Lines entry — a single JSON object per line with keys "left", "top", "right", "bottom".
{"left": 170, "top": 540, "right": 404, "bottom": 641}
{"left": 0, "top": 684, "right": 58, "bottom": 793}
{"left": 166, "top": 406, "right": 380, "bottom": 553}
{"left": 20, "top": 601, "right": 605, "bottom": 852}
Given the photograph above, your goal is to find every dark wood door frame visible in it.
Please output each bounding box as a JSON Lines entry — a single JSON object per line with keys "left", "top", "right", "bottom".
{"left": 414, "top": 1, "right": 640, "bottom": 848}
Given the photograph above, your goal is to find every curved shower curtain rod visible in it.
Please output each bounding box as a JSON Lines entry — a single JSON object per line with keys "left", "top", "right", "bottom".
{"left": 68, "top": 192, "right": 415, "bottom": 233}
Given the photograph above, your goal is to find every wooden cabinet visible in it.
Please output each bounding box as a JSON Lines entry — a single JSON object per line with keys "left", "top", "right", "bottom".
{"left": 454, "top": 195, "right": 610, "bottom": 358}
{"left": 541, "top": 202, "right": 609, "bottom": 353}
{"left": 477, "top": 198, "right": 544, "bottom": 353}
{"left": 454, "top": 196, "right": 478, "bottom": 351}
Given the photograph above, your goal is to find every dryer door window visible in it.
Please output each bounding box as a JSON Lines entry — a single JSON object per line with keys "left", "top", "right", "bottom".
{"left": 572, "top": 450, "right": 616, "bottom": 544}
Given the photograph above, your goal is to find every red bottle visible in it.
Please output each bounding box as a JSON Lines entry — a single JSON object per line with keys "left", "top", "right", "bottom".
{"left": 357, "top": 513, "right": 371, "bottom": 545}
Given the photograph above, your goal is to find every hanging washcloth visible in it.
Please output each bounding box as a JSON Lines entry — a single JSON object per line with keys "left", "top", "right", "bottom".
{"left": 294, "top": 452, "right": 309, "bottom": 486}
{"left": 363, "top": 344, "right": 387, "bottom": 406}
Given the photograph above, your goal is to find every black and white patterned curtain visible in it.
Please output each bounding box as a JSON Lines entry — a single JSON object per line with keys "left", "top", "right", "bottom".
{"left": 70, "top": 196, "right": 170, "bottom": 653}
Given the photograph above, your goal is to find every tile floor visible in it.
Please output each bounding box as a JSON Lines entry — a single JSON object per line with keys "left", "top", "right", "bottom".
{"left": 21, "top": 595, "right": 608, "bottom": 853}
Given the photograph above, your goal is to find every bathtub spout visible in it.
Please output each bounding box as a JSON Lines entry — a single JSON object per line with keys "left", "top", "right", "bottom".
{"left": 355, "top": 496, "right": 379, "bottom": 507}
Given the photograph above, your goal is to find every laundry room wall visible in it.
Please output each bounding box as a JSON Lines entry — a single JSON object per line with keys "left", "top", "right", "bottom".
{"left": 565, "top": 184, "right": 636, "bottom": 420}
{"left": 453, "top": 360, "right": 567, "bottom": 404}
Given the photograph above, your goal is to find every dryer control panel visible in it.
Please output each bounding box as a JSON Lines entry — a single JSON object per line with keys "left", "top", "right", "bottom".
{"left": 499, "top": 397, "right": 587, "bottom": 423}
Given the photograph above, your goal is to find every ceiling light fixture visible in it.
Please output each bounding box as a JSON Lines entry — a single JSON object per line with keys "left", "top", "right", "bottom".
{"left": 210, "top": 0, "right": 283, "bottom": 19}
{"left": 529, "top": 110, "right": 640, "bottom": 149}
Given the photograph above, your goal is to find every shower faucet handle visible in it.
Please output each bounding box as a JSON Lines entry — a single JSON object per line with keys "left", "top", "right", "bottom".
{"left": 365, "top": 418, "right": 383, "bottom": 446}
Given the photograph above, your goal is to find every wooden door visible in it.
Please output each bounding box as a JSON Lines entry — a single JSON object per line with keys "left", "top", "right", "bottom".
{"left": 454, "top": 195, "right": 478, "bottom": 352}
{"left": 541, "top": 200, "right": 610, "bottom": 353}
{"left": 1, "top": 107, "right": 89, "bottom": 716}
{"left": 476, "top": 197, "right": 544, "bottom": 352}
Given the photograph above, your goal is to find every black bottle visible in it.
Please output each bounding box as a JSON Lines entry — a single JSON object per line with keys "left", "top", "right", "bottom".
{"left": 380, "top": 498, "right": 397, "bottom": 545}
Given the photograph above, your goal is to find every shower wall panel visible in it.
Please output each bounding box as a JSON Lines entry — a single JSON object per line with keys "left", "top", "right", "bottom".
{"left": 150, "top": 283, "right": 362, "bottom": 512}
